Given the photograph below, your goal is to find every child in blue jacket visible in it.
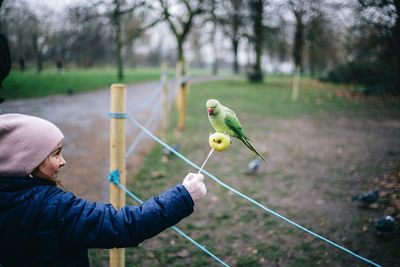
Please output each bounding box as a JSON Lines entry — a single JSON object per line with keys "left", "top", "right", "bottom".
{"left": 0, "top": 113, "right": 207, "bottom": 266}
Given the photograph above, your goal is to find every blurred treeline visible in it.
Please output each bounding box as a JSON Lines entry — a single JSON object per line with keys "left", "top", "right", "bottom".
{"left": 0, "top": 0, "right": 398, "bottom": 93}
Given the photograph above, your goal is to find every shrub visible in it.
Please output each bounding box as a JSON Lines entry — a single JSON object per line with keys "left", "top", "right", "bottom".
{"left": 326, "top": 61, "right": 399, "bottom": 95}
{"left": 247, "top": 70, "right": 264, "bottom": 83}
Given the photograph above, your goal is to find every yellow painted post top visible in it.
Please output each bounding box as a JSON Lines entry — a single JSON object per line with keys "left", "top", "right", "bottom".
{"left": 177, "top": 82, "right": 187, "bottom": 132}
{"left": 111, "top": 83, "right": 126, "bottom": 88}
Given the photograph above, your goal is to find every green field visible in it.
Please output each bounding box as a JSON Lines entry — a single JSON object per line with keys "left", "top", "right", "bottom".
{"left": 0, "top": 67, "right": 222, "bottom": 101}
{"left": 0, "top": 68, "right": 170, "bottom": 100}
{"left": 89, "top": 77, "right": 400, "bottom": 266}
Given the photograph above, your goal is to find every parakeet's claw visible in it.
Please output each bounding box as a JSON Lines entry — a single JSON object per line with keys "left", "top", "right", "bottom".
{"left": 222, "top": 132, "right": 232, "bottom": 143}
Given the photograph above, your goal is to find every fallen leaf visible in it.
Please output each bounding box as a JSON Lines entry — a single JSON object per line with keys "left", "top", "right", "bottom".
{"left": 150, "top": 170, "right": 166, "bottom": 178}
{"left": 211, "top": 195, "right": 219, "bottom": 203}
{"left": 391, "top": 199, "right": 400, "bottom": 209}
{"left": 369, "top": 203, "right": 379, "bottom": 209}
{"left": 177, "top": 249, "right": 190, "bottom": 258}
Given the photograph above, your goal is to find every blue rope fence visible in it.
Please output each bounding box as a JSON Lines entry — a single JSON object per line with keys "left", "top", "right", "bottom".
{"left": 108, "top": 170, "right": 230, "bottom": 267}
{"left": 125, "top": 105, "right": 161, "bottom": 158}
{"left": 126, "top": 114, "right": 381, "bottom": 267}
{"left": 108, "top": 110, "right": 381, "bottom": 267}
{"left": 128, "top": 82, "right": 162, "bottom": 114}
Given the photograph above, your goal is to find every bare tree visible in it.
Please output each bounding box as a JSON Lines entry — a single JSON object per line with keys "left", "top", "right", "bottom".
{"left": 245, "top": 0, "right": 266, "bottom": 82}
{"left": 286, "top": 0, "right": 318, "bottom": 100}
{"left": 107, "top": 0, "right": 160, "bottom": 80}
{"left": 158, "top": 0, "right": 205, "bottom": 75}
{"left": 306, "top": 8, "right": 342, "bottom": 76}
{"left": 66, "top": 4, "right": 110, "bottom": 67}
{"left": 1, "top": 1, "right": 52, "bottom": 73}
{"left": 263, "top": 15, "right": 291, "bottom": 72}
{"left": 210, "top": 0, "right": 219, "bottom": 75}
{"left": 78, "top": 0, "right": 160, "bottom": 80}
{"left": 219, "top": 0, "right": 246, "bottom": 74}
{"left": 288, "top": 0, "right": 310, "bottom": 73}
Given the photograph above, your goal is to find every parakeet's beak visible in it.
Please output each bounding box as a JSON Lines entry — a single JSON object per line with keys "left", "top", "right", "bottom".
{"left": 208, "top": 108, "right": 214, "bottom": 115}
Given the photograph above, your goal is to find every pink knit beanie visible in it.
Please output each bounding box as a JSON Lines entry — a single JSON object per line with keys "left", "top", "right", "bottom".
{"left": 0, "top": 113, "right": 64, "bottom": 176}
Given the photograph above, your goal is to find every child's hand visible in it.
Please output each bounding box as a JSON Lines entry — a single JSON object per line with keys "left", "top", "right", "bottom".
{"left": 182, "top": 173, "right": 206, "bottom": 202}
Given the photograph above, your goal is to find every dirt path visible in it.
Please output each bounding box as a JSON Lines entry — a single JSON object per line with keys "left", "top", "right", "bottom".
{"left": 0, "top": 76, "right": 225, "bottom": 201}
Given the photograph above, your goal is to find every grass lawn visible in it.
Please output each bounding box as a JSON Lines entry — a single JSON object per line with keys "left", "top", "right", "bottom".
{"left": 1, "top": 68, "right": 175, "bottom": 100}
{"left": 89, "top": 76, "right": 400, "bottom": 266}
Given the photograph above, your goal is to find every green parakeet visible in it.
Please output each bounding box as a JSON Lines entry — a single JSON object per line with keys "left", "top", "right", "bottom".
{"left": 206, "top": 99, "right": 268, "bottom": 164}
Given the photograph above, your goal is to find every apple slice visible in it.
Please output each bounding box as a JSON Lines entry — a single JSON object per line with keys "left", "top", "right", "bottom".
{"left": 209, "top": 132, "right": 231, "bottom": 151}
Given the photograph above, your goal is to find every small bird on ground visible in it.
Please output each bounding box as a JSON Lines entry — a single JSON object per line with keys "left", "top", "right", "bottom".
{"left": 352, "top": 190, "right": 379, "bottom": 204}
{"left": 163, "top": 143, "right": 180, "bottom": 157}
{"left": 375, "top": 215, "right": 395, "bottom": 232}
{"left": 206, "top": 99, "right": 268, "bottom": 164}
{"left": 246, "top": 158, "right": 262, "bottom": 175}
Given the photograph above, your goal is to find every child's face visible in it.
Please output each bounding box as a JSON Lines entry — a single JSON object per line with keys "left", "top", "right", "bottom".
{"left": 35, "top": 140, "right": 66, "bottom": 180}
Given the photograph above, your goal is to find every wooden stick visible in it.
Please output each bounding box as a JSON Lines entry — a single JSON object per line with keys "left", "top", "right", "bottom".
{"left": 198, "top": 149, "right": 214, "bottom": 174}
{"left": 109, "top": 83, "right": 126, "bottom": 267}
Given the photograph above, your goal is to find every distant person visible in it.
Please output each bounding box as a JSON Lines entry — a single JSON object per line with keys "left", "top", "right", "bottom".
{"left": 19, "top": 56, "right": 26, "bottom": 72}
{"left": 56, "top": 58, "right": 64, "bottom": 75}
{"left": 0, "top": 113, "right": 207, "bottom": 266}
{"left": 0, "top": 33, "right": 11, "bottom": 104}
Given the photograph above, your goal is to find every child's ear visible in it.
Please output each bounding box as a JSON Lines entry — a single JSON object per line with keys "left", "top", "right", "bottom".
{"left": 31, "top": 159, "right": 48, "bottom": 178}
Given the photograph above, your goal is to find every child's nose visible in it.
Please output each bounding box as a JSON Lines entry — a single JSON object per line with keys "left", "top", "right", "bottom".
{"left": 60, "top": 155, "right": 66, "bottom": 167}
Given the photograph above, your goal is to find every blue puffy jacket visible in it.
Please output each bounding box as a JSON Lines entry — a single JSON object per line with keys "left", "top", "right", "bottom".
{"left": 0, "top": 176, "right": 194, "bottom": 266}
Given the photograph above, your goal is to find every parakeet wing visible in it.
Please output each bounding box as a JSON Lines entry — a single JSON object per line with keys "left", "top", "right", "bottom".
{"left": 225, "top": 110, "right": 268, "bottom": 164}
{"left": 224, "top": 111, "right": 246, "bottom": 138}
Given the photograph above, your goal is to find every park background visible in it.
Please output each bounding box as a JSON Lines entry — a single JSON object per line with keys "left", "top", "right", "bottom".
{"left": 0, "top": 0, "right": 399, "bottom": 266}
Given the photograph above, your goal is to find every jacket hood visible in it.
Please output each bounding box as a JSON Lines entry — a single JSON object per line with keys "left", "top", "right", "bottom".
{"left": 0, "top": 176, "right": 55, "bottom": 208}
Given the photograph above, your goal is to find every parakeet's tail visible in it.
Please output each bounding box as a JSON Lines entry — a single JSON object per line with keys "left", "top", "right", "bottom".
{"left": 240, "top": 136, "right": 269, "bottom": 165}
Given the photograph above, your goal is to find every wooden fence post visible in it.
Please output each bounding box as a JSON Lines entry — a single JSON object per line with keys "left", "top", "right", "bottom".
{"left": 175, "top": 60, "right": 187, "bottom": 132}
{"left": 160, "top": 62, "right": 169, "bottom": 141}
{"left": 109, "top": 83, "right": 127, "bottom": 267}
{"left": 177, "top": 79, "right": 188, "bottom": 131}
{"left": 291, "top": 66, "right": 301, "bottom": 102}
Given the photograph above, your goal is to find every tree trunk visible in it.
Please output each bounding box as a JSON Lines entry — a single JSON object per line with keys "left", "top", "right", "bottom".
{"left": 249, "top": 0, "right": 264, "bottom": 82}
{"left": 211, "top": 26, "right": 218, "bottom": 76}
{"left": 32, "top": 32, "right": 42, "bottom": 73}
{"left": 114, "top": 0, "right": 124, "bottom": 81}
{"left": 177, "top": 41, "right": 185, "bottom": 75}
{"left": 291, "top": 65, "right": 301, "bottom": 101}
{"left": 293, "top": 11, "right": 305, "bottom": 72}
{"left": 232, "top": 39, "right": 239, "bottom": 74}
{"left": 116, "top": 26, "right": 123, "bottom": 80}
{"left": 254, "top": 0, "right": 263, "bottom": 73}
{"left": 291, "top": 11, "right": 305, "bottom": 101}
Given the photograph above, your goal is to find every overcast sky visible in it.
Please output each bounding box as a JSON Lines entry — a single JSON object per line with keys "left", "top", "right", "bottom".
{"left": 22, "top": 0, "right": 294, "bottom": 71}
{"left": 28, "top": 0, "right": 80, "bottom": 11}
